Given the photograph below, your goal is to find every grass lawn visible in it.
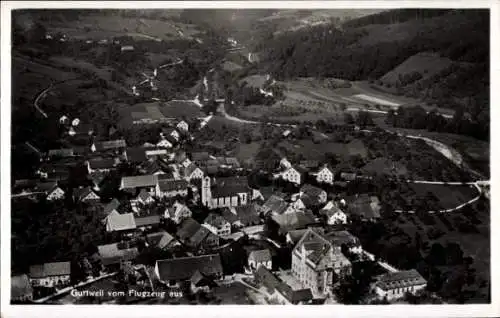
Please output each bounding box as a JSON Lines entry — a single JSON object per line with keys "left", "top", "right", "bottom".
{"left": 234, "top": 141, "right": 262, "bottom": 165}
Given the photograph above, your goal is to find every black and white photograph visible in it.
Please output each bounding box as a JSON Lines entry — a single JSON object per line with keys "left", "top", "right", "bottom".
{"left": 1, "top": 1, "right": 498, "bottom": 317}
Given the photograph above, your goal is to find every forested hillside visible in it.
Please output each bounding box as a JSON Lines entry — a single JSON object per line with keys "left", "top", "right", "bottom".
{"left": 257, "top": 9, "right": 489, "bottom": 117}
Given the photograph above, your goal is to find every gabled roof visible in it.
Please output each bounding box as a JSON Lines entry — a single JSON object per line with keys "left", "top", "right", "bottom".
{"left": 275, "top": 283, "right": 313, "bottom": 304}
{"left": 88, "top": 158, "right": 116, "bottom": 170}
{"left": 97, "top": 242, "right": 139, "bottom": 266}
{"left": 249, "top": 249, "right": 271, "bottom": 263}
{"left": 191, "top": 152, "right": 210, "bottom": 162}
{"left": 126, "top": 147, "right": 147, "bottom": 163}
{"left": 204, "top": 213, "right": 229, "bottom": 229}
{"left": 286, "top": 227, "right": 325, "bottom": 245}
{"left": 134, "top": 214, "right": 161, "bottom": 227}
{"left": 156, "top": 254, "right": 223, "bottom": 281}
{"left": 121, "top": 175, "right": 157, "bottom": 189}
{"left": 137, "top": 189, "right": 154, "bottom": 202}
{"left": 324, "top": 230, "right": 360, "bottom": 247}
{"left": 262, "top": 195, "right": 287, "bottom": 213}
{"left": 293, "top": 228, "right": 334, "bottom": 265}
{"left": 95, "top": 139, "right": 126, "bottom": 151}
{"left": 301, "top": 184, "right": 325, "bottom": 198}
{"left": 11, "top": 274, "right": 33, "bottom": 299}
{"left": 211, "top": 176, "right": 250, "bottom": 198}
{"left": 177, "top": 218, "right": 202, "bottom": 242}
{"left": 158, "top": 179, "right": 188, "bottom": 192}
{"left": 29, "top": 261, "right": 71, "bottom": 278}
{"left": 272, "top": 211, "right": 316, "bottom": 234}
{"left": 74, "top": 186, "right": 99, "bottom": 201}
{"left": 102, "top": 199, "right": 120, "bottom": 216}
{"left": 165, "top": 201, "right": 191, "bottom": 219}
{"left": 299, "top": 160, "right": 319, "bottom": 169}
{"left": 36, "top": 181, "right": 59, "bottom": 194}
{"left": 255, "top": 264, "right": 281, "bottom": 292}
{"left": 106, "top": 213, "right": 136, "bottom": 232}
{"left": 184, "top": 163, "right": 202, "bottom": 177}
{"left": 231, "top": 204, "right": 261, "bottom": 226}
{"left": 147, "top": 231, "right": 175, "bottom": 249}
{"left": 48, "top": 148, "right": 74, "bottom": 158}
{"left": 375, "top": 269, "right": 427, "bottom": 291}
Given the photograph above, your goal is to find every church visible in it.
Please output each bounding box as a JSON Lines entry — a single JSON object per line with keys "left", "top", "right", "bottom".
{"left": 201, "top": 176, "right": 259, "bottom": 209}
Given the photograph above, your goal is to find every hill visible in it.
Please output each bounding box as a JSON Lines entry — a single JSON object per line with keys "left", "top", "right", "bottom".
{"left": 255, "top": 9, "right": 489, "bottom": 138}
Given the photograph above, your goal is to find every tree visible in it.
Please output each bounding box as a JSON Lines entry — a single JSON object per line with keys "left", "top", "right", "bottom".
{"left": 356, "top": 111, "right": 374, "bottom": 128}
{"left": 344, "top": 112, "right": 355, "bottom": 125}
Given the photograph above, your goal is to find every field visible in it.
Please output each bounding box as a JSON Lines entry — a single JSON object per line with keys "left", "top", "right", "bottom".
{"left": 380, "top": 52, "right": 453, "bottom": 85}
{"left": 35, "top": 12, "right": 201, "bottom": 42}
{"left": 361, "top": 158, "right": 409, "bottom": 176}
{"left": 222, "top": 60, "right": 243, "bottom": 72}
{"left": 277, "top": 138, "right": 368, "bottom": 161}
{"left": 240, "top": 74, "right": 269, "bottom": 88}
{"left": 119, "top": 100, "right": 204, "bottom": 126}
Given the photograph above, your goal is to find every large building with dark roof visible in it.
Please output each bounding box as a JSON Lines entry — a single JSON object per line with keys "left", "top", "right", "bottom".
{"left": 373, "top": 269, "right": 427, "bottom": 301}
{"left": 28, "top": 261, "right": 71, "bottom": 288}
{"left": 201, "top": 176, "right": 256, "bottom": 209}
{"left": 154, "top": 254, "right": 223, "bottom": 285}
{"left": 291, "top": 229, "right": 351, "bottom": 297}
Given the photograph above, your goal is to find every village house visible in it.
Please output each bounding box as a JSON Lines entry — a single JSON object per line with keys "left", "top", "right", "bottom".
{"left": 281, "top": 166, "right": 304, "bottom": 185}
{"left": 146, "top": 231, "right": 179, "bottom": 250}
{"left": 183, "top": 163, "right": 204, "bottom": 182}
{"left": 279, "top": 157, "right": 292, "bottom": 170}
{"left": 271, "top": 211, "right": 317, "bottom": 235}
{"left": 291, "top": 229, "right": 352, "bottom": 297}
{"left": 176, "top": 218, "right": 220, "bottom": 250}
{"left": 164, "top": 201, "right": 192, "bottom": 224}
{"left": 324, "top": 230, "right": 363, "bottom": 255}
{"left": 156, "top": 138, "right": 173, "bottom": 149}
{"left": 261, "top": 194, "right": 289, "bottom": 215}
{"left": 373, "top": 269, "right": 427, "bottom": 301}
{"left": 131, "top": 189, "right": 155, "bottom": 212}
{"left": 29, "top": 261, "right": 71, "bottom": 288}
{"left": 134, "top": 214, "right": 161, "bottom": 231}
{"left": 203, "top": 213, "right": 231, "bottom": 237}
{"left": 176, "top": 120, "right": 189, "bottom": 132}
{"left": 48, "top": 148, "right": 74, "bottom": 159}
{"left": 91, "top": 139, "right": 127, "bottom": 154}
{"left": 139, "top": 159, "right": 168, "bottom": 175}
{"left": 272, "top": 283, "right": 314, "bottom": 305}
{"left": 221, "top": 203, "right": 262, "bottom": 228}
{"left": 155, "top": 254, "right": 223, "bottom": 287}
{"left": 11, "top": 274, "right": 33, "bottom": 302}
{"left": 120, "top": 175, "right": 157, "bottom": 195}
{"left": 248, "top": 249, "right": 272, "bottom": 271}
{"left": 101, "top": 198, "right": 120, "bottom": 224}
{"left": 320, "top": 201, "right": 348, "bottom": 225}
{"left": 105, "top": 213, "right": 136, "bottom": 233}
{"left": 297, "top": 184, "right": 328, "bottom": 207}
{"left": 314, "top": 165, "right": 334, "bottom": 184}
{"left": 201, "top": 176, "right": 255, "bottom": 209}
{"left": 86, "top": 158, "right": 117, "bottom": 174}
{"left": 190, "top": 270, "right": 218, "bottom": 294}
{"left": 73, "top": 186, "right": 100, "bottom": 203}
{"left": 162, "top": 127, "right": 181, "bottom": 143}
{"left": 36, "top": 181, "right": 65, "bottom": 201}
{"left": 285, "top": 227, "right": 325, "bottom": 246}
{"left": 59, "top": 115, "right": 69, "bottom": 125}
{"left": 156, "top": 179, "right": 189, "bottom": 198}
{"left": 97, "top": 242, "right": 139, "bottom": 269}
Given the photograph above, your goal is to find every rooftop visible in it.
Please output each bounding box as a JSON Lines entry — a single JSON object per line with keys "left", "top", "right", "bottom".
{"left": 156, "top": 254, "right": 223, "bottom": 281}
{"left": 29, "top": 261, "right": 71, "bottom": 278}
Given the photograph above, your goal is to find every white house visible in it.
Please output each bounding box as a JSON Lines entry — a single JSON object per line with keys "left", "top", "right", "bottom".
{"left": 59, "top": 115, "right": 69, "bottom": 125}
{"left": 373, "top": 270, "right": 427, "bottom": 301}
{"left": 73, "top": 186, "right": 100, "bottom": 203}
{"left": 156, "top": 179, "right": 189, "bottom": 198}
{"left": 176, "top": 120, "right": 189, "bottom": 132}
{"left": 320, "top": 201, "right": 347, "bottom": 225}
{"left": 157, "top": 139, "right": 173, "bottom": 149}
{"left": 164, "top": 201, "right": 192, "bottom": 224}
{"left": 46, "top": 186, "right": 65, "bottom": 201}
{"left": 282, "top": 166, "right": 302, "bottom": 185}
{"left": 291, "top": 198, "right": 306, "bottom": 211}
{"left": 248, "top": 249, "right": 272, "bottom": 271}
{"left": 316, "top": 165, "right": 334, "bottom": 184}
{"left": 280, "top": 157, "right": 292, "bottom": 170}
{"left": 72, "top": 118, "right": 80, "bottom": 127}
{"left": 183, "top": 163, "right": 204, "bottom": 182}
{"left": 203, "top": 213, "right": 231, "bottom": 237}
{"left": 29, "top": 262, "right": 71, "bottom": 288}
